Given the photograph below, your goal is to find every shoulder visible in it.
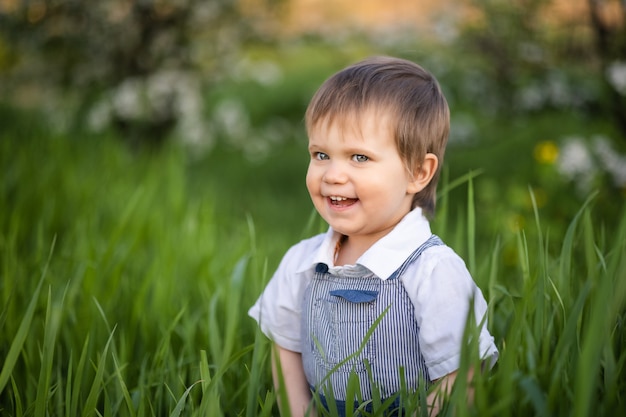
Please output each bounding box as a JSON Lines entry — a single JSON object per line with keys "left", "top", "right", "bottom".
{"left": 401, "top": 242, "right": 476, "bottom": 296}
{"left": 418, "top": 243, "right": 470, "bottom": 276}
{"left": 418, "top": 243, "right": 467, "bottom": 269}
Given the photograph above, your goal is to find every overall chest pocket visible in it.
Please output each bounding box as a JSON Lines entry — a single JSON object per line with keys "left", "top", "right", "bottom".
{"left": 311, "top": 289, "right": 379, "bottom": 372}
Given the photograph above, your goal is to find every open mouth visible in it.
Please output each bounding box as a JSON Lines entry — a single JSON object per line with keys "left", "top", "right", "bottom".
{"left": 328, "top": 195, "right": 358, "bottom": 207}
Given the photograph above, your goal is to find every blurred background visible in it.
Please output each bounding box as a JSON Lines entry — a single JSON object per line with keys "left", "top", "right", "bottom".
{"left": 1, "top": 1, "right": 626, "bottom": 414}
{"left": 1, "top": 0, "right": 625, "bottom": 251}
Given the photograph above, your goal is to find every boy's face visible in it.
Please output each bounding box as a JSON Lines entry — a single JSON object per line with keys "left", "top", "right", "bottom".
{"left": 306, "top": 110, "right": 426, "bottom": 248}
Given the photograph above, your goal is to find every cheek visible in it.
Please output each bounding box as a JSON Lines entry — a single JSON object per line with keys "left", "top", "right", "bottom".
{"left": 305, "top": 165, "right": 317, "bottom": 194}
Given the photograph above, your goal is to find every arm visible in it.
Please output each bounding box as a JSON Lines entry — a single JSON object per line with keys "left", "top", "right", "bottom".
{"left": 272, "top": 344, "right": 315, "bottom": 417}
{"left": 426, "top": 367, "right": 475, "bottom": 417}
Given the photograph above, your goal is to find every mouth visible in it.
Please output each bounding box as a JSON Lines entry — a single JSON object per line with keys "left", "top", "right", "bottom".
{"left": 328, "top": 195, "right": 359, "bottom": 207}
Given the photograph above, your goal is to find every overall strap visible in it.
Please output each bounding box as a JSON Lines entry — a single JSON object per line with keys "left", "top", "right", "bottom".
{"left": 387, "top": 234, "right": 444, "bottom": 280}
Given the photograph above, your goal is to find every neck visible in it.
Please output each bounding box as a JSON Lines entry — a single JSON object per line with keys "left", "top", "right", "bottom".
{"left": 334, "top": 235, "right": 375, "bottom": 266}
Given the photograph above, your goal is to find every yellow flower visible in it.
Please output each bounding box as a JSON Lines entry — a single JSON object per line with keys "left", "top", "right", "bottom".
{"left": 534, "top": 140, "right": 559, "bottom": 164}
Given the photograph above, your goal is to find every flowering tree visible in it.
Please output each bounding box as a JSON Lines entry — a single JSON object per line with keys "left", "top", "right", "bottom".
{"left": 588, "top": 0, "right": 626, "bottom": 139}
{"left": 0, "top": 0, "right": 280, "bottom": 147}
{"left": 459, "top": 0, "right": 626, "bottom": 141}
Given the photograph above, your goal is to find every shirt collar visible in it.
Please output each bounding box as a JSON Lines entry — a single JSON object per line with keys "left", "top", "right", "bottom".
{"left": 300, "top": 208, "right": 432, "bottom": 279}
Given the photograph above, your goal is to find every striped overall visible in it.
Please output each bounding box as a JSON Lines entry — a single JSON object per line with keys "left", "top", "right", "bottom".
{"left": 301, "top": 235, "right": 444, "bottom": 415}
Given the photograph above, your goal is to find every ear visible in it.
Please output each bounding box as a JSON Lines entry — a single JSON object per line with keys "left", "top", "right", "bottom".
{"left": 407, "top": 153, "right": 438, "bottom": 194}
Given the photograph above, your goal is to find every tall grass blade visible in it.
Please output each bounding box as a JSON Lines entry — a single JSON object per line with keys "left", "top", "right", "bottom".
{"left": 528, "top": 187, "right": 546, "bottom": 344}
{"left": 436, "top": 169, "right": 483, "bottom": 200}
{"left": 467, "top": 174, "right": 476, "bottom": 275}
{"left": 516, "top": 230, "right": 530, "bottom": 282}
{"left": 486, "top": 235, "right": 501, "bottom": 324}
{"left": 221, "top": 255, "right": 249, "bottom": 363}
{"left": 436, "top": 167, "right": 449, "bottom": 238}
{"left": 573, "top": 206, "right": 626, "bottom": 417}
{"left": 198, "top": 349, "right": 219, "bottom": 416}
{"left": 70, "top": 335, "right": 91, "bottom": 417}
{"left": 65, "top": 351, "right": 74, "bottom": 417}
{"left": 82, "top": 326, "right": 115, "bottom": 417}
{"left": 245, "top": 328, "right": 269, "bottom": 417}
{"left": 10, "top": 376, "right": 23, "bottom": 416}
{"left": 0, "top": 236, "right": 55, "bottom": 394}
{"left": 112, "top": 351, "right": 136, "bottom": 417}
{"left": 35, "top": 286, "right": 64, "bottom": 417}
{"left": 519, "top": 376, "right": 547, "bottom": 416}
{"left": 209, "top": 344, "right": 255, "bottom": 391}
{"left": 316, "top": 305, "right": 391, "bottom": 388}
{"left": 101, "top": 186, "right": 145, "bottom": 265}
{"left": 207, "top": 295, "right": 224, "bottom": 367}
{"left": 257, "top": 391, "right": 277, "bottom": 417}
{"left": 547, "top": 280, "right": 592, "bottom": 408}
{"left": 168, "top": 380, "right": 202, "bottom": 417}
{"left": 558, "top": 193, "right": 597, "bottom": 301}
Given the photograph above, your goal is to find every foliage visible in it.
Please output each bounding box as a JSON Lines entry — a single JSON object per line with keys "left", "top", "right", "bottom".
{"left": 0, "top": 0, "right": 282, "bottom": 145}
{"left": 1, "top": 2, "right": 626, "bottom": 414}
{"left": 458, "top": 0, "right": 626, "bottom": 140}
{"left": 1, "top": 105, "right": 625, "bottom": 416}
{"left": 0, "top": 126, "right": 271, "bottom": 415}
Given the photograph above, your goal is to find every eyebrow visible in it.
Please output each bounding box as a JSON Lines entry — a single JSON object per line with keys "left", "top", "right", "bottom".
{"left": 343, "top": 146, "right": 373, "bottom": 155}
{"left": 307, "top": 145, "right": 377, "bottom": 157}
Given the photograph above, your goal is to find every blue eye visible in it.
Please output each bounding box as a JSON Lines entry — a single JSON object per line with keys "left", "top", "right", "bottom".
{"left": 315, "top": 152, "right": 329, "bottom": 160}
{"left": 353, "top": 154, "right": 369, "bottom": 162}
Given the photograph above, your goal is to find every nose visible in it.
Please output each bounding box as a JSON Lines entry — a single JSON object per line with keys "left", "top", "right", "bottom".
{"left": 322, "top": 161, "right": 348, "bottom": 184}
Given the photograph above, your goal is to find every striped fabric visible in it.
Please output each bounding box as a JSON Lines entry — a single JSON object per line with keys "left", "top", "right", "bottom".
{"left": 301, "top": 235, "right": 444, "bottom": 407}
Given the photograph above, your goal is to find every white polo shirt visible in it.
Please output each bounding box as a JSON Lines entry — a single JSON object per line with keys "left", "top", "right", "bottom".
{"left": 249, "top": 207, "right": 498, "bottom": 380}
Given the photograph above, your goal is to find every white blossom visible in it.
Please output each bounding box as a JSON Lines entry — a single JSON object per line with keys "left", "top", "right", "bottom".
{"left": 606, "top": 61, "right": 626, "bottom": 95}
{"left": 111, "top": 78, "right": 147, "bottom": 120}
{"left": 557, "top": 135, "right": 626, "bottom": 194}
{"left": 233, "top": 58, "right": 283, "bottom": 85}
{"left": 557, "top": 136, "right": 596, "bottom": 193}
{"left": 87, "top": 99, "right": 112, "bottom": 131}
{"left": 518, "top": 84, "right": 544, "bottom": 110}
{"left": 87, "top": 69, "right": 211, "bottom": 150}
{"left": 213, "top": 98, "right": 250, "bottom": 144}
{"left": 593, "top": 135, "right": 626, "bottom": 187}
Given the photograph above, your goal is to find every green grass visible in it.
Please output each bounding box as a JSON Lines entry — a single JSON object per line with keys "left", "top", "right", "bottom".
{"left": 0, "top": 132, "right": 274, "bottom": 416}
{"left": 1, "top": 110, "right": 625, "bottom": 417}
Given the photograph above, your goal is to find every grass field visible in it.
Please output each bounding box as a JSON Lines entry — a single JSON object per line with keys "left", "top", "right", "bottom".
{"left": 1, "top": 47, "right": 625, "bottom": 415}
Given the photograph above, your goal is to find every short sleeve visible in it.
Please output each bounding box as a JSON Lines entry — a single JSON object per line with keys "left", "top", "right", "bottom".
{"left": 248, "top": 236, "right": 322, "bottom": 352}
{"left": 402, "top": 246, "right": 498, "bottom": 380}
